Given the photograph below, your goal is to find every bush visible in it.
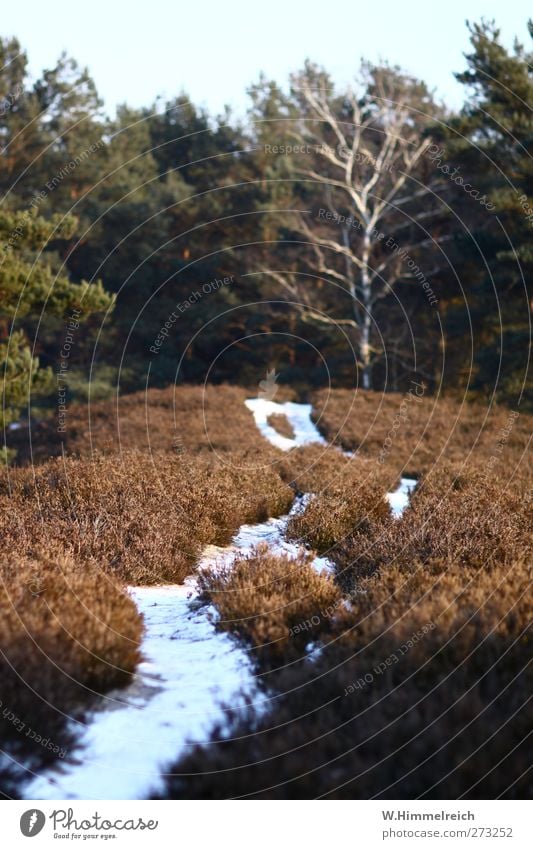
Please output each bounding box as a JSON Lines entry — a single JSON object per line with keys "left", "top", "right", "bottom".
{"left": 332, "top": 467, "right": 533, "bottom": 589}
{"left": 0, "top": 550, "right": 142, "bottom": 789}
{"left": 158, "top": 556, "right": 532, "bottom": 799}
{"left": 286, "top": 478, "right": 390, "bottom": 555}
{"left": 197, "top": 545, "right": 342, "bottom": 667}
{"left": 0, "top": 450, "right": 294, "bottom": 584}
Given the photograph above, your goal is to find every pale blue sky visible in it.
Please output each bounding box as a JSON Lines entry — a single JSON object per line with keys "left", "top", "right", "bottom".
{"left": 3, "top": 0, "right": 531, "bottom": 117}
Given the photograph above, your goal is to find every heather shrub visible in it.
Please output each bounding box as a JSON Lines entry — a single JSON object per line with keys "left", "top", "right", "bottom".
{"left": 286, "top": 478, "right": 391, "bottom": 554}
{"left": 0, "top": 450, "right": 294, "bottom": 584}
{"left": 311, "top": 388, "right": 532, "bottom": 486}
{"left": 0, "top": 550, "right": 142, "bottom": 786}
{"left": 265, "top": 413, "right": 295, "bottom": 439}
{"left": 7, "top": 385, "right": 276, "bottom": 464}
{"left": 333, "top": 467, "right": 532, "bottom": 588}
{"left": 197, "top": 545, "right": 342, "bottom": 667}
{"left": 276, "top": 444, "right": 393, "bottom": 493}
{"left": 159, "top": 557, "right": 531, "bottom": 799}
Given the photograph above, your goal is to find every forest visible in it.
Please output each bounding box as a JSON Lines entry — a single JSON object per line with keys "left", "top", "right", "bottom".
{"left": 1, "top": 18, "right": 532, "bottom": 455}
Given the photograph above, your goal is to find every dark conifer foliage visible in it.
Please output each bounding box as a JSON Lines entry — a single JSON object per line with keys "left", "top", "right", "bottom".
{"left": 1, "top": 19, "right": 531, "bottom": 440}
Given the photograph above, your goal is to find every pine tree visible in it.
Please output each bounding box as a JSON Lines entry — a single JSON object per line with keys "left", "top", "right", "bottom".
{"left": 0, "top": 207, "right": 113, "bottom": 457}
{"left": 436, "top": 20, "right": 533, "bottom": 405}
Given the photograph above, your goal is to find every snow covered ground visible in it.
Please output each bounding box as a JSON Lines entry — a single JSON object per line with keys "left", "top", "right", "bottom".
{"left": 21, "top": 396, "right": 415, "bottom": 800}
{"left": 245, "top": 398, "right": 327, "bottom": 451}
{"left": 386, "top": 476, "right": 417, "bottom": 517}
{"left": 23, "top": 581, "right": 264, "bottom": 799}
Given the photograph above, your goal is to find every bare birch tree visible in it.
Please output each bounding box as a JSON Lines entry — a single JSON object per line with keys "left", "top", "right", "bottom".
{"left": 262, "top": 63, "right": 446, "bottom": 389}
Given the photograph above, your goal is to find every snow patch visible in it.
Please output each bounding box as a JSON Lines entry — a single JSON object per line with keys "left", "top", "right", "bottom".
{"left": 244, "top": 398, "right": 327, "bottom": 451}
{"left": 386, "top": 477, "right": 417, "bottom": 518}
{"left": 23, "top": 579, "right": 263, "bottom": 800}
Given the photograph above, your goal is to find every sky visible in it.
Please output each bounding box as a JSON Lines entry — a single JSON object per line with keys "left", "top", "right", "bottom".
{"left": 2, "top": 0, "right": 531, "bottom": 118}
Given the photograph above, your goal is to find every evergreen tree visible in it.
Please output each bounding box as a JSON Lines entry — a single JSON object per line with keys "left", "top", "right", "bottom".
{"left": 435, "top": 20, "right": 533, "bottom": 405}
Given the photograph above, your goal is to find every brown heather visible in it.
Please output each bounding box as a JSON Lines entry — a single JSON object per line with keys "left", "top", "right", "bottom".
{"left": 311, "top": 387, "right": 532, "bottom": 486}
{"left": 276, "top": 444, "right": 396, "bottom": 494}
{"left": 0, "top": 449, "right": 294, "bottom": 584}
{"left": 332, "top": 467, "right": 533, "bottom": 590}
{"left": 266, "top": 413, "right": 295, "bottom": 439}
{"left": 286, "top": 477, "right": 391, "bottom": 554}
{"left": 0, "top": 387, "right": 295, "bottom": 788}
{"left": 8, "top": 385, "right": 278, "bottom": 463}
{"left": 151, "top": 387, "right": 532, "bottom": 800}
{"left": 197, "top": 545, "right": 341, "bottom": 667}
{"left": 159, "top": 555, "right": 531, "bottom": 799}
{"left": 2, "top": 385, "right": 532, "bottom": 799}
{"left": 0, "top": 549, "right": 142, "bottom": 792}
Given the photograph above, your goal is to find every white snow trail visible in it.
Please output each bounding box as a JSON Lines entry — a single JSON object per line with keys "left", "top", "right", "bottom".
{"left": 244, "top": 398, "right": 327, "bottom": 451}
{"left": 246, "top": 397, "right": 417, "bottom": 518}
{"left": 24, "top": 581, "right": 259, "bottom": 800}
{"left": 22, "top": 500, "right": 328, "bottom": 800}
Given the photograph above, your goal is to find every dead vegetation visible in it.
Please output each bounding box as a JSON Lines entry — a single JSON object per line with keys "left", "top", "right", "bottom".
{"left": 7, "top": 385, "right": 278, "bottom": 464}
{"left": 152, "top": 387, "right": 532, "bottom": 800}
{"left": 0, "top": 549, "right": 142, "bottom": 793}
{"left": 0, "top": 386, "right": 296, "bottom": 785}
{"left": 0, "top": 449, "right": 293, "bottom": 585}
{"left": 158, "top": 552, "right": 532, "bottom": 799}
{"left": 311, "top": 387, "right": 531, "bottom": 487}
{"left": 198, "top": 545, "right": 341, "bottom": 667}
{"left": 286, "top": 479, "right": 390, "bottom": 555}
{"left": 332, "top": 467, "right": 533, "bottom": 590}
{"left": 1, "top": 384, "right": 532, "bottom": 799}
{"left": 266, "top": 413, "right": 295, "bottom": 439}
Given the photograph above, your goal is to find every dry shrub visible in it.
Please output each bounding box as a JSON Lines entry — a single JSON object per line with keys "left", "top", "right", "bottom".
{"left": 0, "top": 550, "right": 142, "bottom": 784}
{"left": 8, "top": 385, "right": 275, "bottom": 464}
{"left": 333, "top": 467, "right": 532, "bottom": 588}
{"left": 311, "top": 388, "right": 532, "bottom": 487}
{"left": 265, "top": 413, "right": 295, "bottom": 439}
{"left": 197, "top": 545, "right": 341, "bottom": 666}
{"left": 158, "top": 557, "right": 531, "bottom": 799}
{"left": 286, "top": 477, "right": 391, "bottom": 554}
{"left": 331, "top": 557, "right": 532, "bottom": 676}
{"left": 0, "top": 450, "right": 294, "bottom": 584}
{"left": 8, "top": 385, "right": 532, "bottom": 495}
{"left": 276, "top": 444, "right": 394, "bottom": 494}
{"left": 3, "top": 383, "right": 531, "bottom": 799}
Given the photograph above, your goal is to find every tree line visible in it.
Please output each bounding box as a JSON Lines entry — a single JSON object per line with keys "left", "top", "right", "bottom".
{"left": 1, "top": 18, "right": 531, "bottom": 448}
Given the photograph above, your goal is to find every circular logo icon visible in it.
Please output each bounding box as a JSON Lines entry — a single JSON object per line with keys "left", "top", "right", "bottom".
{"left": 20, "top": 809, "right": 46, "bottom": 837}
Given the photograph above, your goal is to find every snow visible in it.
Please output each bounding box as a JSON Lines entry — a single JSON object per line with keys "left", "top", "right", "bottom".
{"left": 244, "top": 398, "right": 327, "bottom": 450}
{"left": 21, "top": 397, "right": 414, "bottom": 800}
{"left": 386, "top": 477, "right": 417, "bottom": 518}
{"left": 23, "top": 580, "right": 265, "bottom": 800}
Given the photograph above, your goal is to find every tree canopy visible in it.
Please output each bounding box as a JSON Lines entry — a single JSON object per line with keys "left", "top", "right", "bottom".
{"left": 1, "top": 18, "right": 531, "bottom": 461}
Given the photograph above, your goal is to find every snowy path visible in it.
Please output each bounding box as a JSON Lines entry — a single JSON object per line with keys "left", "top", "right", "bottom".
{"left": 22, "top": 397, "right": 414, "bottom": 800}
{"left": 246, "top": 397, "right": 416, "bottom": 516}
{"left": 24, "top": 581, "right": 259, "bottom": 799}
{"left": 245, "top": 398, "right": 327, "bottom": 451}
